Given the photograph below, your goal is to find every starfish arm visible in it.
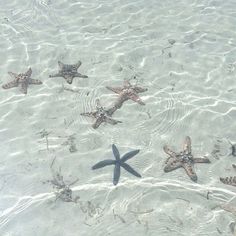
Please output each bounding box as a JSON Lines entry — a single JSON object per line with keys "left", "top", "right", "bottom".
{"left": 193, "top": 157, "right": 210, "bottom": 163}
{"left": 220, "top": 176, "right": 236, "bottom": 187}
{"left": 63, "top": 75, "right": 74, "bottom": 84}
{"left": 164, "top": 158, "right": 182, "bottom": 172}
{"left": 134, "top": 86, "right": 148, "bottom": 93}
{"left": 25, "top": 68, "right": 32, "bottom": 77}
{"left": 105, "top": 117, "right": 122, "bottom": 125}
{"left": 92, "top": 159, "right": 116, "bottom": 169}
{"left": 106, "top": 86, "right": 123, "bottom": 94}
{"left": 182, "top": 162, "right": 198, "bottom": 182}
{"left": 75, "top": 61, "right": 82, "bottom": 69}
{"left": 106, "top": 106, "right": 118, "bottom": 116}
{"left": 49, "top": 73, "right": 63, "bottom": 78}
{"left": 183, "top": 136, "right": 191, "bottom": 154}
{"left": 28, "top": 78, "right": 42, "bottom": 85}
{"left": 58, "top": 61, "right": 65, "bottom": 70}
{"left": 112, "top": 144, "right": 120, "bottom": 161}
{"left": 80, "top": 111, "right": 96, "bottom": 118}
{"left": 8, "top": 72, "right": 18, "bottom": 78}
{"left": 121, "top": 149, "right": 140, "bottom": 162}
{"left": 74, "top": 72, "right": 88, "bottom": 78}
{"left": 20, "top": 82, "right": 28, "bottom": 94}
{"left": 124, "top": 80, "right": 131, "bottom": 87}
{"left": 92, "top": 118, "right": 103, "bottom": 129}
{"left": 129, "top": 93, "right": 145, "bottom": 105}
{"left": 2, "top": 80, "right": 18, "bottom": 89}
{"left": 114, "top": 96, "right": 126, "bottom": 108}
{"left": 163, "top": 145, "right": 177, "bottom": 158}
{"left": 113, "top": 162, "right": 121, "bottom": 185}
{"left": 95, "top": 99, "right": 102, "bottom": 108}
{"left": 120, "top": 162, "right": 141, "bottom": 178}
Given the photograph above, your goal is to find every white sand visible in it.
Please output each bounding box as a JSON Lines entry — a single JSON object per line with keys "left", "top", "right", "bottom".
{"left": 0, "top": 0, "right": 236, "bottom": 235}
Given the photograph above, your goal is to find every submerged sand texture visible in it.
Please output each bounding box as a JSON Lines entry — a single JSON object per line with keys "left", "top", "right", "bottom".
{"left": 0, "top": 0, "right": 236, "bottom": 235}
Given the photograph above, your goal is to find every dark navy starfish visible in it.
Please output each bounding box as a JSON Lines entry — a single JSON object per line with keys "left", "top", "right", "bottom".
{"left": 92, "top": 144, "right": 141, "bottom": 185}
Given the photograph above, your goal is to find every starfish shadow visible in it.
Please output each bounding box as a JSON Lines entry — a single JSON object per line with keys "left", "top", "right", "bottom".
{"left": 92, "top": 144, "right": 141, "bottom": 185}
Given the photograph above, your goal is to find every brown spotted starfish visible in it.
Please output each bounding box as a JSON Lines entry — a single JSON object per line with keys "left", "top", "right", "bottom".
{"left": 106, "top": 80, "right": 147, "bottom": 108}
{"left": 49, "top": 61, "right": 88, "bottom": 84}
{"left": 2, "top": 68, "right": 42, "bottom": 94}
{"left": 163, "top": 136, "right": 210, "bottom": 182}
{"left": 80, "top": 99, "right": 122, "bottom": 129}
{"left": 220, "top": 164, "right": 236, "bottom": 187}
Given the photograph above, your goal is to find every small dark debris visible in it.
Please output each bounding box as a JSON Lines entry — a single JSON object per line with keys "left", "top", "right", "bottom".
{"left": 49, "top": 157, "right": 79, "bottom": 203}
{"left": 3, "top": 17, "right": 9, "bottom": 22}
{"left": 227, "top": 140, "right": 236, "bottom": 157}
{"left": 117, "top": 66, "right": 123, "bottom": 72}
{"left": 146, "top": 111, "right": 151, "bottom": 119}
{"left": 229, "top": 222, "right": 235, "bottom": 234}
{"left": 189, "top": 43, "right": 194, "bottom": 49}
{"left": 206, "top": 191, "right": 211, "bottom": 200}
{"left": 216, "top": 227, "right": 222, "bottom": 234}
{"left": 113, "top": 209, "right": 126, "bottom": 223}
{"left": 168, "top": 39, "right": 176, "bottom": 45}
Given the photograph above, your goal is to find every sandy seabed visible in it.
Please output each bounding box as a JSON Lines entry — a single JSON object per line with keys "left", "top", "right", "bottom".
{"left": 0, "top": 0, "right": 236, "bottom": 235}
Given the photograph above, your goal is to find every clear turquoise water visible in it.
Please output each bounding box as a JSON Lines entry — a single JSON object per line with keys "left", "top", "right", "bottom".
{"left": 0, "top": 0, "right": 236, "bottom": 235}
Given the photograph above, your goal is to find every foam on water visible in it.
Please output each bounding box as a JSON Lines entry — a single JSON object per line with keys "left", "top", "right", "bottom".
{"left": 0, "top": 0, "right": 236, "bottom": 235}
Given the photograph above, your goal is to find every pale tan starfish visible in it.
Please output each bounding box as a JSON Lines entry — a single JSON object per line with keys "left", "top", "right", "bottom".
{"left": 49, "top": 61, "right": 88, "bottom": 84}
{"left": 220, "top": 164, "right": 236, "bottom": 187}
{"left": 106, "top": 80, "right": 147, "bottom": 108}
{"left": 2, "top": 68, "right": 42, "bottom": 94}
{"left": 163, "top": 136, "right": 210, "bottom": 182}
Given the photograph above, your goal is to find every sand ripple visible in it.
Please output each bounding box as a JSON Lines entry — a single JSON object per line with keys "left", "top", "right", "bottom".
{"left": 0, "top": 0, "right": 236, "bottom": 235}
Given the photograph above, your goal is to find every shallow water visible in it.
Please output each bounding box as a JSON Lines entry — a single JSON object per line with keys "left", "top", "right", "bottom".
{"left": 0, "top": 0, "right": 236, "bottom": 235}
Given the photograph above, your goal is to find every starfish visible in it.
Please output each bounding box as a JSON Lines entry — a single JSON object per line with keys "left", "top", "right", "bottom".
{"left": 2, "top": 68, "right": 42, "bottom": 94}
{"left": 163, "top": 136, "right": 210, "bottom": 182}
{"left": 220, "top": 164, "right": 236, "bottom": 187}
{"left": 106, "top": 80, "right": 147, "bottom": 108}
{"left": 49, "top": 61, "right": 88, "bottom": 84}
{"left": 92, "top": 144, "right": 141, "bottom": 185}
{"left": 80, "top": 99, "right": 122, "bottom": 129}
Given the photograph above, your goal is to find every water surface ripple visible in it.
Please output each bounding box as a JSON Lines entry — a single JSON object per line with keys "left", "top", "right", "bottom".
{"left": 0, "top": 0, "right": 236, "bottom": 235}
